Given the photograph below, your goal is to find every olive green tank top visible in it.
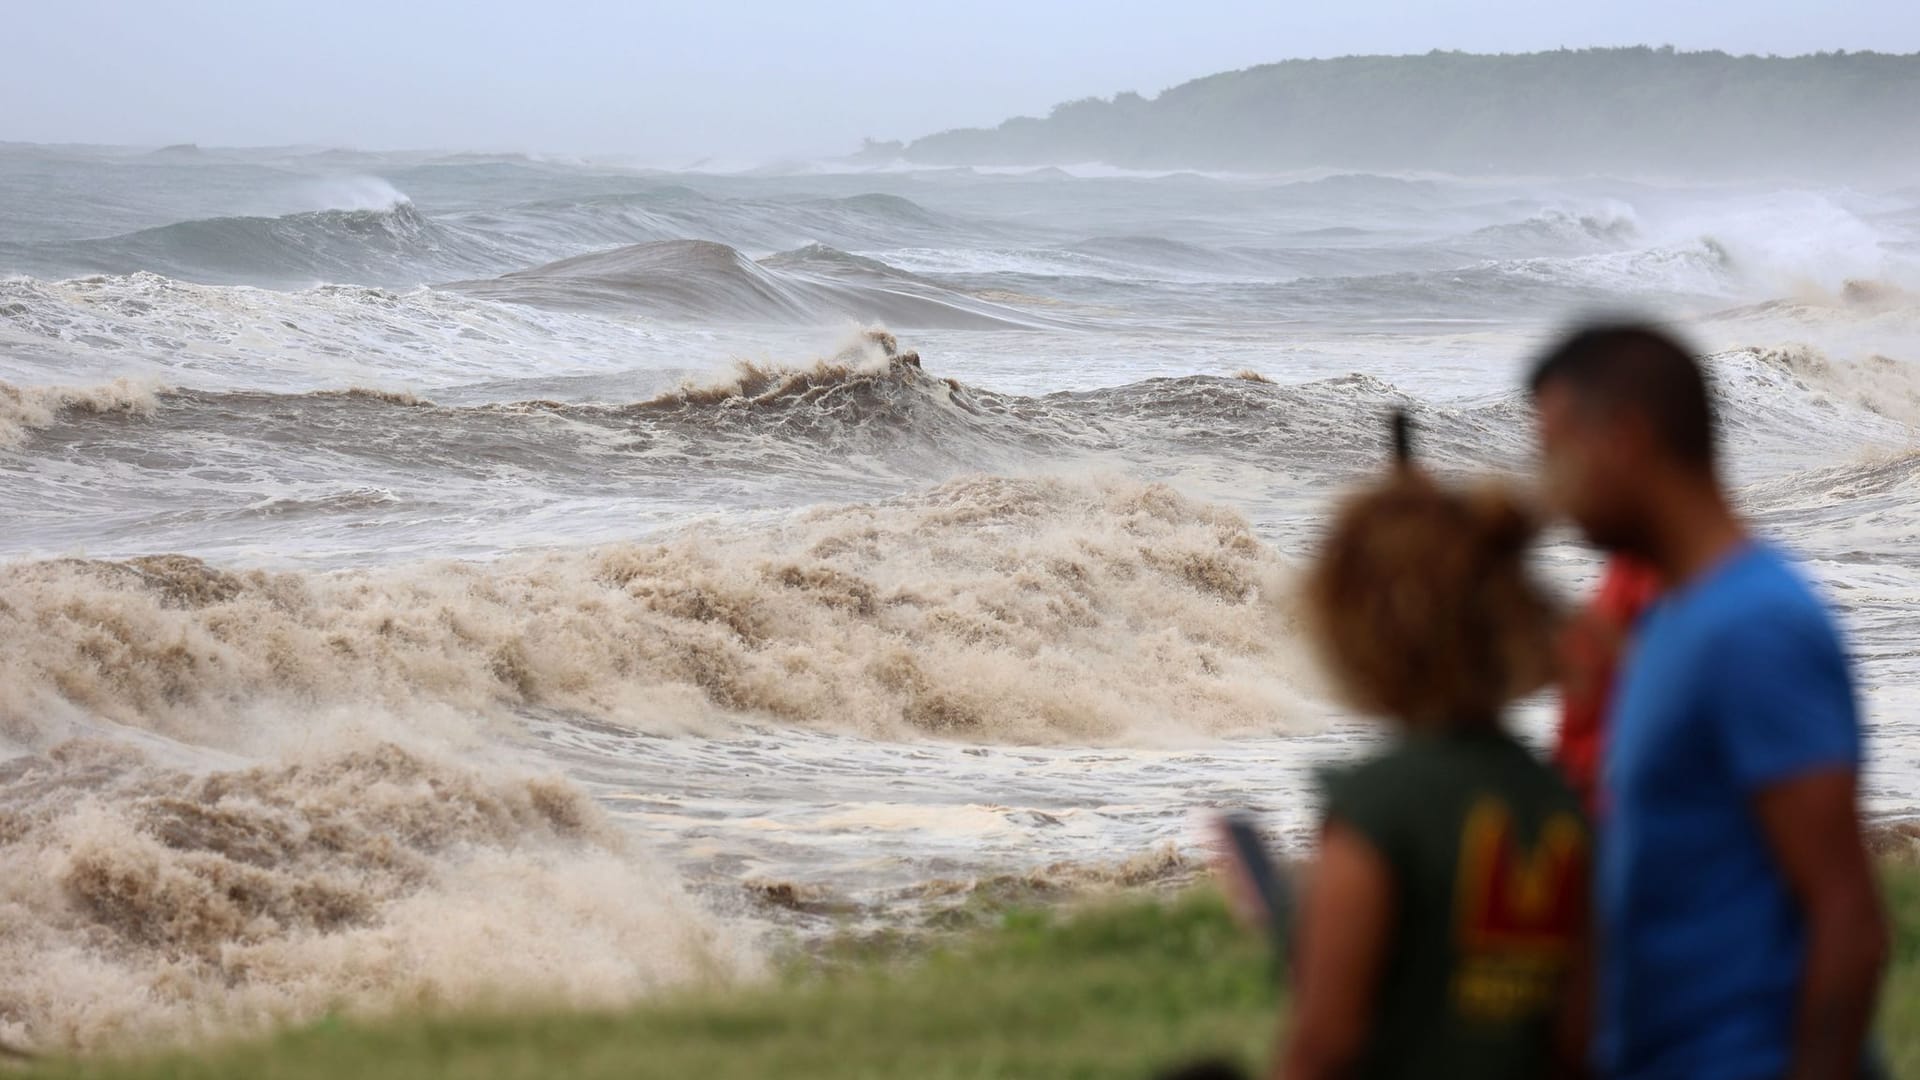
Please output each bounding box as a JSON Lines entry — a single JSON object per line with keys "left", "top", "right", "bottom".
{"left": 1319, "top": 729, "right": 1590, "bottom": 1080}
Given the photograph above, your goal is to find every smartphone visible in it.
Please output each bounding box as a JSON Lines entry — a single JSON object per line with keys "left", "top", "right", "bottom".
{"left": 1218, "top": 811, "right": 1293, "bottom": 950}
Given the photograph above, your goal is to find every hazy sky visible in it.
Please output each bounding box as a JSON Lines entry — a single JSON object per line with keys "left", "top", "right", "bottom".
{"left": 7, "top": 0, "right": 1917, "bottom": 163}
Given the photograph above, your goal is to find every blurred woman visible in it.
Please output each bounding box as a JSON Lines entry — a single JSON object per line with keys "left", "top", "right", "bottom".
{"left": 1277, "top": 465, "right": 1589, "bottom": 1080}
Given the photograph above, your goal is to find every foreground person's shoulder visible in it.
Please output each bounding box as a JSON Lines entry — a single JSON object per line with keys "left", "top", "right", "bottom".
{"left": 1318, "top": 750, "right": 1428, "bottom": 859}
{"left": 1320, "top": 741, "right": 1453, "bottom": 811}
{"left": 1699, "top": 547, "right": 1840, "bottom": 634}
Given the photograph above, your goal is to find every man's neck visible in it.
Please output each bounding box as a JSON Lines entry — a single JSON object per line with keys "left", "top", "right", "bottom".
{"left": 1642, "top": 474, "right": 1747, "bottom": 587}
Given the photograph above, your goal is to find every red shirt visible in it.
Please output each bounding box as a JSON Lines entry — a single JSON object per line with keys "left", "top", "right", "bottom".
{"left": 1556, "top": 557, "right": 1662, "bottom": 815}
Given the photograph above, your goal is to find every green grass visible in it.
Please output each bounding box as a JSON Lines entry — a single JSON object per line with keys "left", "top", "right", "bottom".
{"left": 1880, "top": 862, "right": 1920, "bottom": 1079}
{"left": 20, "top": 866, "right": 1920, "bottom": 1080}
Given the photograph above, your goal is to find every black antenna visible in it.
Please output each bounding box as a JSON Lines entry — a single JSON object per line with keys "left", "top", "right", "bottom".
{"left": 1390, "top": 409, "right": 1413, "bottom": 466}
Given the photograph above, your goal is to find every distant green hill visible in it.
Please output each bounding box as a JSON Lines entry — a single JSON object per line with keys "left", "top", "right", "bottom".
{"left": 898, "top": 48, "right": 1920, "bottom": 179}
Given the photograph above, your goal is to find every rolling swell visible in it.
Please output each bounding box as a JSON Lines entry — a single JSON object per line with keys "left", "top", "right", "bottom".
{"left": 3, "top": 202, "right": 530, "bottom": 288}
{"left": 891, "top": 238, "right": 1741, "bottom": 325}
{"left": 0, "top": 179, "right": 1011, "bottom": 292}
{"left": 0, "top": 272, "right": 668, "bottom": 393}
{"left": 11, "top": 335, "right": 1882, "bottom": 495}
{"left": 1052, "top": 234, "right": 1321, "bottom": 281}
{"left": 0, "top": 342, "right": 1074, "bottom": 560}
{"left": 452, "top": 239, "right": 816, "bottom": 319}
{"left": 448, "top": 239, "right": 1055, "bottom": 328}
{"left": 1164, "top": 239, "right": 1739, "bottom": 322}
{"left": 4, "top": 340, "right": 1888, "bottom": 577}
{"left": 0, "top": 336, "right": 1519, "bottom": 491}
{"left": 452, "top": 188, "right": 1007, "bottom": 259}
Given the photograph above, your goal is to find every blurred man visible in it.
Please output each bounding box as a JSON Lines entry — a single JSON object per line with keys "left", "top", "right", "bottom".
{"left": 1530, "top": 325, "right": 1886, "bottom": 1080}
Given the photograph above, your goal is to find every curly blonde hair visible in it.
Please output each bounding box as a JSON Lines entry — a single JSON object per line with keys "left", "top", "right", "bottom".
{"left": 1303, "top": 470, "right": 1560, "bottom": 728}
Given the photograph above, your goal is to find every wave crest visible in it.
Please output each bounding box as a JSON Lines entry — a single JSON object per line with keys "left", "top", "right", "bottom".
{"left": 0, "top": 379, "right": 161, "bottom": 448}
{"left": 639, "top": 329, "right": 935, "bottom": 407}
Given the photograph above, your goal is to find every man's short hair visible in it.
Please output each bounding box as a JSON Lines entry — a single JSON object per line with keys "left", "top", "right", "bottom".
{"left": 1527, "top": 324, "right": 1716, "bottom": 469}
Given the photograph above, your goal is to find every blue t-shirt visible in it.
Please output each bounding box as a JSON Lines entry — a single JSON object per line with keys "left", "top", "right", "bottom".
{"left": 1596, "top": 544, "right": 1860, "bottom": 1080}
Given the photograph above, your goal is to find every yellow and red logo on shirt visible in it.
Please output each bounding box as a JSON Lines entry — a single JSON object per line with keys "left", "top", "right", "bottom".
{"left": 1450, "top": 797, "right": 1587, "bottom": 1021}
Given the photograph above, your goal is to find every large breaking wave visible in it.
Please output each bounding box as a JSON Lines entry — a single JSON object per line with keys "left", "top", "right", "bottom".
{"left": 0, "top": 474, "right": 1303, "bottom": 749}
{"left": 0, "top": 739, "right": 750, "bottom": 1053}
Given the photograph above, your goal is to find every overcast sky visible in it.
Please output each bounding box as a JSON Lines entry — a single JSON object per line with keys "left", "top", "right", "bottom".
{"left": 7, "top": 0, "right": 1917, "bottom": 164}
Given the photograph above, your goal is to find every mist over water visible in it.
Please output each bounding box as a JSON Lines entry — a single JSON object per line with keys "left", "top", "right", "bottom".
{"left": 3, "top": 139, "right": 1920, "bottom": 1051}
